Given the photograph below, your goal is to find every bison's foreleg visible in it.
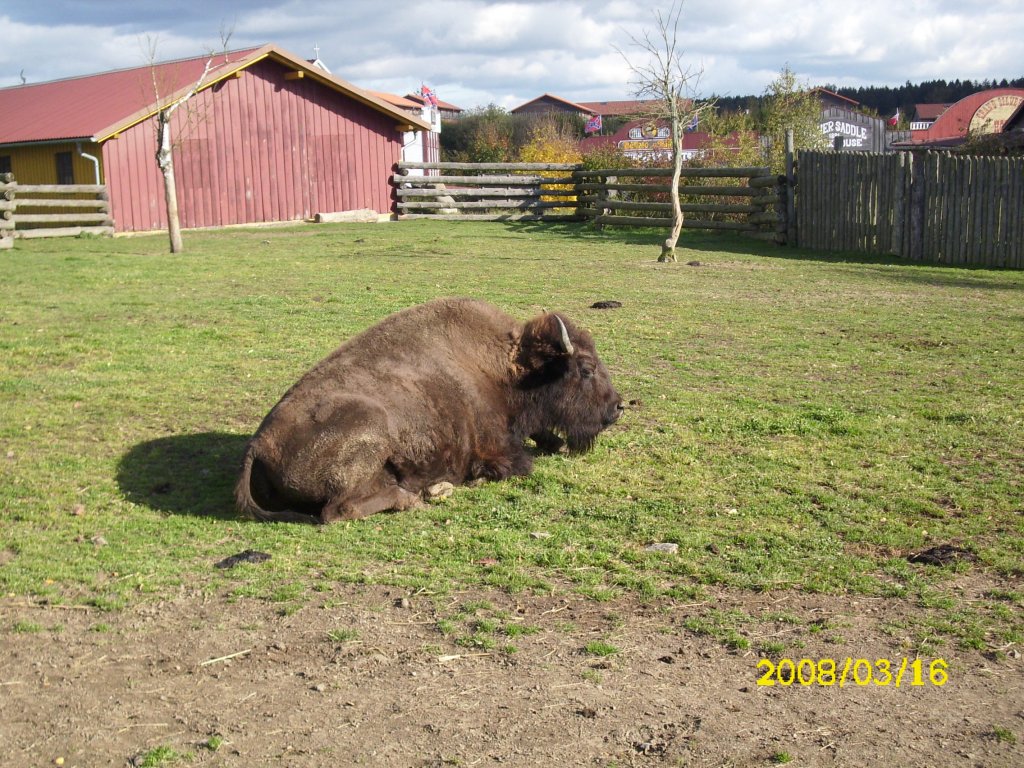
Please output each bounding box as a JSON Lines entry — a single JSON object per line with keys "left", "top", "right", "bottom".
{"left": 530, "top": 429, "right": 565, "bottom": 454}
{"left": 469, "top": 438, "right": 534, "bottom": 482}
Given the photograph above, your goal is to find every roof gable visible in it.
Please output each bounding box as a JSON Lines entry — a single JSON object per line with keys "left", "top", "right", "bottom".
{"left": 0, "top": 43, "right": 429, "bottom": 146}
{"left": 511, "top": 93, "right": 594, "bottom": 114}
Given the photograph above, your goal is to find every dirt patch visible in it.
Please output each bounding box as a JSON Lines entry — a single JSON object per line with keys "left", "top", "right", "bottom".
{"left": 2, "top": 578, "right": 1021, "bottom": 767}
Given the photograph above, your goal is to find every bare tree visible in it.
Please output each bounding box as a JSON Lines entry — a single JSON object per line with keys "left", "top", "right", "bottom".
{"left": 619, "top": 2, "right": 713, "bottom": 262}
{"left": 145, "top": 30, "right": 231, "bottom": 253}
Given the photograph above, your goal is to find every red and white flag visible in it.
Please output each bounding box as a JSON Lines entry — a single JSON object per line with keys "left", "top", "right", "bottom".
{"left": 887, "top": 107, "right": 900, "bottom": 127}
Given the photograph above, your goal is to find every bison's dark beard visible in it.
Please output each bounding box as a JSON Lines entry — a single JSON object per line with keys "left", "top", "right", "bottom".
{"left": 564, "top": 429, "right": 599, "bottom": 453}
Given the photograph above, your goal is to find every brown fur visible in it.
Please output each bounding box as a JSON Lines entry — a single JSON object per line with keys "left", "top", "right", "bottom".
{"left": 235, "top": 298, "right": 622, "bottom": 523}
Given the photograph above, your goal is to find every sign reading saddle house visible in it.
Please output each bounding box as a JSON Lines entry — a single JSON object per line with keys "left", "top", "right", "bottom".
{"left": 819, "top": 106, "right": 887, "bottom": 152}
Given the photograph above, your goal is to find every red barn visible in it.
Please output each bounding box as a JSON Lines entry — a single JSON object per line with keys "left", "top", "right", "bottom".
{"left": 0, "top": 44, "right": 430, "bottom": 232}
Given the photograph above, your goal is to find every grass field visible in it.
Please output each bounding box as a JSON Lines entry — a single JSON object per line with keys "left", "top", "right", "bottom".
{"left": 1, "top": 221, "right": 1021, "bottom": 652}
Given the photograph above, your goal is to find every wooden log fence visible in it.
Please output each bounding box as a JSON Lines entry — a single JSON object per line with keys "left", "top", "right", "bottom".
{"left": 393, "top": 162, "right": 786, "bottom": 238}
{"left": 394, "top": 162, "right": 581, "bottom": 222}
{"left": 0, "top": 174, "right": 114, "bottom": 243}
{"left": 795, "top": 150, "right": 1023, "bottom": 268}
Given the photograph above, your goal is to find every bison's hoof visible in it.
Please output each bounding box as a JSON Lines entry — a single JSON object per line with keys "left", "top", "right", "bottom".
{"left": 425, "top": 481, "right": 455, "bottom": 501}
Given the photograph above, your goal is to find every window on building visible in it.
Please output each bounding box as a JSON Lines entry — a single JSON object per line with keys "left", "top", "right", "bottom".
{"left": 0, "top": 156, "right": 11, "bottom": 175}
{"left": 56, "top": 152, "right": 74, "bottom": 185}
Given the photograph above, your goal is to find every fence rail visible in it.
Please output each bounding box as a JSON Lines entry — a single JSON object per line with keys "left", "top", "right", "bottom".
{"left": 393, "top": 162, "right": 786, "bottom": 238}
{"left": 0, "top": 174, "right": 114, "bottom": 243}
{"left": 796, "top": 151, "right": 1023, "bottom": 268}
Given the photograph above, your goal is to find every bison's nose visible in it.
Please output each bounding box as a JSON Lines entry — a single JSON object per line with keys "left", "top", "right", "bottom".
{"left": 605, "top": 399, "right": 625, "bottom": 426}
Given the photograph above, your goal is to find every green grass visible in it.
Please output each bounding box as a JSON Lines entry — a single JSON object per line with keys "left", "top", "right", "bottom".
{"left": 990, "top": 726, "right": 1016, "bottom": 745}
{"left": 1, "top": 221, "right": 1022, "bottom": 647}
{"left": 584, "top": 640, "right": 620, "bottom": 657}
{"left": 134, "top": 745, "right": 190, "bottom": 767}
{"left": 326, "top": 628, "right": 359, "bottom": 643}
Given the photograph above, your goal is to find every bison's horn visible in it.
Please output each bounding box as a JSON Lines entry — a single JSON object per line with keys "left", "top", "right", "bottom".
{"left": 554, "top": 315, "right": 575, "bottom": 356}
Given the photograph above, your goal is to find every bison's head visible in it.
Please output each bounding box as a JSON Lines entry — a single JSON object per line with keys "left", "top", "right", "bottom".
{"left": 515, "top": 312, "right": 623, "bottom": 452}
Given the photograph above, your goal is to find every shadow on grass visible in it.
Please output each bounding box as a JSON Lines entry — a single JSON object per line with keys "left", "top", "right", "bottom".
{"left": 117, "top": 432, "right": 249, "bottom": 520}
{"left": 499, "top": 222, "right": 1024, "bottom": 286}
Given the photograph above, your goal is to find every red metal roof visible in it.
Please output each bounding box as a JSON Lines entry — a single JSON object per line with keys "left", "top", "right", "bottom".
{"left": 0, "top": 43, "right": 428, "bottom": 146}
{"left": 577, "top": 100, "right": 662, "bottom": 117}
{"left": 907, "top": 88, "right": 1024, "bottom": 144}
{"left": 404, "top": 93, "right": 463, "bottom": 112}
{"left": 367, "top": 90, "right": 422, "bottom": 110}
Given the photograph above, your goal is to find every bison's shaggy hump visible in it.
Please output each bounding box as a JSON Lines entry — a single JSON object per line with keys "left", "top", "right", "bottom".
{"left": 236, "top": 298, "right": 623, "bottom": 524}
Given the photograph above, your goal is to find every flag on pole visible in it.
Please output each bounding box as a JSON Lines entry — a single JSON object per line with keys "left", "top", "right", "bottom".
{"left": 584, "top": 114, "right": 603, "bottom": 133}
{"left": 887, "top": 107, "right": 900, "bottom": 127}
{"left": 420, "top": 84, "right": 438, "bottom": 107}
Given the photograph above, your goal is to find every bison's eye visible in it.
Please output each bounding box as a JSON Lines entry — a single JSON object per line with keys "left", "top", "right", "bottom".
{"left": 580, "top": 364, "right": 594, "bottom": 379}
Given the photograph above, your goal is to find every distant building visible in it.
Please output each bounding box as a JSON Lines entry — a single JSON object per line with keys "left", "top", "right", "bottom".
{"left": 910, "top": 103, "right": 951, "bottom": 131}
{"left": 510, "top": 94, "right": 594, "bottom": 117}
{"left": 813, "top": 88, "right": 902, "bottom": 152}
{"left": 578, "top": 118, "right": 727, "bottom": 163}
{"left": 576, "top": 99, "right": 663, "bottom": 118}
{"left": 0, "top": 44, "right": 430, "bottom": 232}
{"left": 812, "top": 88, "right": 860, "bottom": 111}
{"left": 899, "top": 88, "right": 1024, "bottom": 148}
{"left": 404, "top": 93, "right": 463, "bottom": 121}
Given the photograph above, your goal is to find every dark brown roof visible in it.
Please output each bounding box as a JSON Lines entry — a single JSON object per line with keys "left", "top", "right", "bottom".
{"left": 510, "top": 93, "right": 594, "bottom": 114}
{"left": 914, "top": 103, "right": 952, "bottom": 121}
{"left": 812, "top": 88, "right": 860, "bottom": 107}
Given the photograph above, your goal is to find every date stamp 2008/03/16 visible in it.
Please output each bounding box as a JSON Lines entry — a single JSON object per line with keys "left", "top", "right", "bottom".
{"left": 757, "top": 658, "right": 949, "bottom": 688}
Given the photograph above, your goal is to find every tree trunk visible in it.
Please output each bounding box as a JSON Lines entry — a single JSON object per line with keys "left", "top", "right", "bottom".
{"left": 156, "top": 114, "right": 183, "bottom": 254}
{"left": 658, "top": 110, "right": 685, "bottom": 263}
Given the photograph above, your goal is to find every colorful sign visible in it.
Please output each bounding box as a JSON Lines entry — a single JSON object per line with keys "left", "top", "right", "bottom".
{"left": 969, "top": 95, "right": 1024, "bottom": 134}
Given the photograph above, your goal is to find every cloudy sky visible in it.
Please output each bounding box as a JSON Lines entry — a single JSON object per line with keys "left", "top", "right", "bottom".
{"left": 3, "top": 0, "right": 1022, "bottom": 109}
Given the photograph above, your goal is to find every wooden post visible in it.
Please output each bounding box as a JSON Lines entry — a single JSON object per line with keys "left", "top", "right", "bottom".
{"left": 891, "top": 152, "right": 906, "bottom": 257}
{"left": 908, "top": 152, "right": 925, "bottom": 261}
{"left": 0, "top": 173, "right": 14, "bottom": 249}
{"left": 784, "top": 129, "right": 796, "bottom": 246}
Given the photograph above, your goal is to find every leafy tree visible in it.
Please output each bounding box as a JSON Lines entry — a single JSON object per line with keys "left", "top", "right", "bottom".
{"left": 518, "top": 118, "right": 582, "bottom": 205}
{"left": 441, "top": 105, "right": 514, "bottom": 162}
{"left": 760, "top": 65, "right": 826, "bottom": 174}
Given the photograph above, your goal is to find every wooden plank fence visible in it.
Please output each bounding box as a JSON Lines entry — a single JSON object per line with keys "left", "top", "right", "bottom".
{"left": 0, "top": 174, "right": 114, "bottom": 244}
{"left": 393, "top": 162, "right": 786, "bottom": 239}
{"left": 796, "top": 150, "right": 1024, "bottom": 268}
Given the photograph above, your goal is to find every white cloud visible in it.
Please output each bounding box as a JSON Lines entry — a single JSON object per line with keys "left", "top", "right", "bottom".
{"left": 2, "top": 2, "right": 1023, "bottom": 106}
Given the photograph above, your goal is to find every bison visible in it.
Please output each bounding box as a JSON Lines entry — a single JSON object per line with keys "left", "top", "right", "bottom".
{"left": 236, "top": 298, "right": 623, "bottom": 523}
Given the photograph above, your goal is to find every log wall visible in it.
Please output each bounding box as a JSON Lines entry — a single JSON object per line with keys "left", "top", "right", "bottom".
{"left": 0, "top": 174, "right": 114, "bottom": 241}
{"left": 796, "top": 150, "right": 1024, "bottom": 268}
{"left": 393, "top": 162, "right": 785, "bottom": 238}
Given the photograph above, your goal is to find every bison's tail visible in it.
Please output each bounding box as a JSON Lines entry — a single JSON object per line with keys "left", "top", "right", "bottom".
{"left": 235, "top": 448, "right": 319, "bottom": 525}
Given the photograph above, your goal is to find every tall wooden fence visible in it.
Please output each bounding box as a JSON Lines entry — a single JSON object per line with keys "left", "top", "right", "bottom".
{"left": 392, "top": 162, "right": 785, "bottom": 239}
{"left": 796, "top": 151, "right": 1024, "bottom": 268}
{"left": 0, "top": 173, "right": 114, "bottom": 245}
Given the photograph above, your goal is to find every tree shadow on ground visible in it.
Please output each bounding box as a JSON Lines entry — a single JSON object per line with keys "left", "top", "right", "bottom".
{"left": 117, "top": 432, "right": 250, "bottom": 520}
{"left": 499, "top": 222, "right": 1024, "bottom": 288}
